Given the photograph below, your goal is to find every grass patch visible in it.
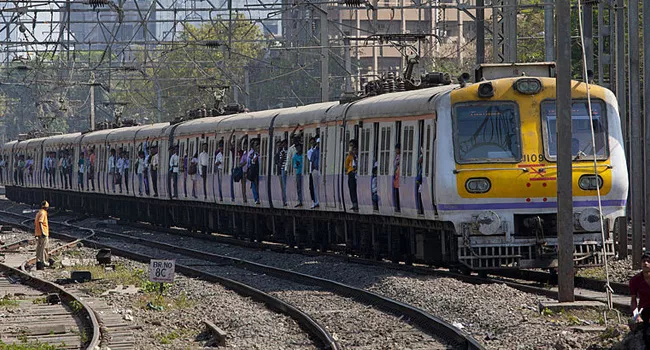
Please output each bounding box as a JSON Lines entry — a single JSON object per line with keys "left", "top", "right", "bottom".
{"left": 0, "top": 295, "right": 19, "bottom": 308}
{"left": 60, "top": 264, "right": 148, "bottom": 295}
{"left": 136, "top": 291, "right": 195, "bottom": 311}
{"left": 539, "top": 307, "right": 623, "bottom": 328}
{"left": 68, "top": 300, "right": 83, "bottom": 314}
{"left": 575, "top": 266, "right": 607, "bottom": 280}
{"left": 0, "top": 339, "right": 65, "bottom": 350}
{"left": 31, "top": 297, "right": 46, "bottom": 305}
{"left": 156, "top": 328, "right": 197, "bottom": 345}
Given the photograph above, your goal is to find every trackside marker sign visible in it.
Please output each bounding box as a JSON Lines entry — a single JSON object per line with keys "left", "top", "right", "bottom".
{"left": 149, "top": 259, "right": 175, "bottom": 283}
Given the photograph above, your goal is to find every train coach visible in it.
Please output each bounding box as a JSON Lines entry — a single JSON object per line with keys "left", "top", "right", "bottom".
{"left": 1, "top": 64, "right": 628, "bottom": 271}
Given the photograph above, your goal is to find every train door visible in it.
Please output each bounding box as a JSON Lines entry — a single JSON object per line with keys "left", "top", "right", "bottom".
{"left": 423, "top": 117, "right": 436, "bottom": 215}
{"left": 223, "top": 132, "right": 235, "bottom": 202}
{"left": 400, "top": 121, "right": 417, "bottom": 215}
{"left": 376, "top": 122, "right": 393, "bottom": 214}
{"left": 357, "top": 123, "right": 373, "bottom": 212}
{"left": 258, "top": 133, "right": 268, "bottom": 205}
{"left": 207, "top": 136, "right": 215, "bottom": 202}
{"left": 319, "top": 126, "right": 331, "bottom": 207}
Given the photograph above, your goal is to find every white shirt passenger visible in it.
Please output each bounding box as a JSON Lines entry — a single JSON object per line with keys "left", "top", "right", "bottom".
{"left": 169, "top": 153, "right": 179, "bottom": 173}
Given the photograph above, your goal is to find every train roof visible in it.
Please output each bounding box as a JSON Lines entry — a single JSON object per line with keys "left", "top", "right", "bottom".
{"left": 345, "top": 85, "right": 457, "bottom": 121}
{"left": 42, "top": 133, "right": 81, "bottom": 147}
{"left": 173, "top": 115, "right": 234, "bottom": 137}
{"left": 274, "top": 102, "right": 339, "bottom": 127}
{"left": 217, "top": 107, "right": 294, "bottom": 131}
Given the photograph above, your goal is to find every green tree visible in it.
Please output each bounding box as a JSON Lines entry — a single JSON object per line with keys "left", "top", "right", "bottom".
{"left": 112, "top": 15, "right": 265, "bottom": 121}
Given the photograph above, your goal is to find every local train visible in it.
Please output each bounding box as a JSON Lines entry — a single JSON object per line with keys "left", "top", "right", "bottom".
{"left": 0, "top": 65, "right": 628, "bottom": 270}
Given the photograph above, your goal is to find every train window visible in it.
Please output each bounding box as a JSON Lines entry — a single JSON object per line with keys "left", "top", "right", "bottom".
{"left": 402, "top": 125, "right": 414, "bottom": 176}
{"left": 379, "top": 126, "right": 391, "bottom": 175}
{"left": 541, "top": 100, "right": 608, "bottom": 161}
{"left": 425, "top": 125, "right": 431, "bottom": 176}
{"left": 273, "top": 135, "right": 282, "bottom": 176}
{"left": 359, "top": 128, "right": 370, "bottom": 176}
{"left": 453, "top": 102, "right": 521, "bottom": 163}
{"left": 344, "top": 130, "right": 350, "bottom": 151}
{"left": 261, "top": 137, "right": 268, "bottom": 175}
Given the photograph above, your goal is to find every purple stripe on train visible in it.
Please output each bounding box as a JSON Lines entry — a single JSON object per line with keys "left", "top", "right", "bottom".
{"left": 437, "top": 199, "right": 627, "bottom": 211}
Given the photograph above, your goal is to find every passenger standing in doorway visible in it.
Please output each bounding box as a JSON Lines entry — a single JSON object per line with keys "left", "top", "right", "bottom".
{"left": 416, "top": 149, "right": 424, "bottom": 215}
{"left": 61, "top": 152, "right": 69, "bottom": 189}
{"left": 48, "top": 152, "right": 55, "bottom": 187}
{"left": 77, "top": 155, "right": 85, "bottom": 191}
{"left": 307, "top": 138, "right": 315, "bottom": 203}
{"left": 169, "top": 146, "right": 180, "bottom": 198}
{"left": 88, "top": 149, "right": 96, "bottom": 191}
{"left": 67, "top": 152, "right": 73, "bottom": 190}
{"left": 17, "top": 155, "right": 25, "bottom": 186}
{"left": 34, "top": 200, "right": 49, "bottom": 270}
{"left": 123, "top": 151, "right": 130, "bottom": 194}
{"left": 151, "top": 146, "right": 159, "bottom": 197}
{"left": 57, "top": 152, "right": 65, "bottom": 188}
{"left": 136, "top": 151, "right": 145, "bottom": 195}
{"left": 309, "top": 138, "right": 320, "bottom": 209}
{"left": 249, "top": 140, "right": 260, "bottom": 204}
{"left": 182, "top": 152, "right": 188, "bottom": 197}
{"left": 293, "top": 145, "right": 303, "bottom": 207}
{"left": 189, "top": 152, "right": 198, "bottom": 198}
{"left": 143, "top": 141, "right": 150, "bottom": 195}
{"left": 393, "top": 143, "right": 401, "bottom": 212}
{"left": 26, "top": 156, "right": 34, "bottom": 183}
{"left": 116, "top": 151, "right": 124, "bottom": 193}
{"left": 199, "top": 143, "right": 209, "bottom": 200}
{"left": 42, "top": 153, "right": 50, "bottom": 187}
{"left": 215, "top": 142, "right": 224, "bottom": 201}
{"left": 345, "top": 141, "right": 358, "bottom": 211}
{"left": 279, "top": 140, "right": 288, "bottom": 206}
{"left": 239, "top": 145, "right": 248, "bottom": 203}
{"left": 371, "top": 161, "right": 379, "bottom": 211}
{"left": 108, "top": 148, "right": 117, "bottom": 193}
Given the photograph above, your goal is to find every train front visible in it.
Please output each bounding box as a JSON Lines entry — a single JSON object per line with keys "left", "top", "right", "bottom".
{"left": 436, "top": 76, "right": 628, "bottom": 270}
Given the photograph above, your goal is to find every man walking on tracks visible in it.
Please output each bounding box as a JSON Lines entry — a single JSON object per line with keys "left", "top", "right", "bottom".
{"left": 34, "top": 200, "right": 50, "bottom": 270}
{"left": 630, "top": 252, "right": 650, "bottom": 348}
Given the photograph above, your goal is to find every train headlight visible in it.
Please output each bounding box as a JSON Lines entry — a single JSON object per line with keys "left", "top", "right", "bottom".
{"left": 514, "top": 78, "right": 542, "bottom": 95}
{"left": 578, "top": 208, "right": 602, "bottom": 232}
{"left": 465, "top": 178, "right": 491, "bottom": 193}
{"left": 477, "top": 82, "right": 495, "bottom": 98}
{"left": 578, "top": 175, "right": 603, "bottom": 190}
{"left": 476, "top": 210, "right": 501, "bottom": 235}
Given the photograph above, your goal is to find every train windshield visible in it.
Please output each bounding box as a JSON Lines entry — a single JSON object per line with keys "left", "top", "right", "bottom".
{"left": 542, "top": 100, "right": 608, "bottom": 161}
{"left": 453, "top": 102, "right": 521, "bottom": 163}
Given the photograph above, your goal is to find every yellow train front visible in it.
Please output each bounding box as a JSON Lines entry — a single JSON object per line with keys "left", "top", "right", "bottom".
{"left": 434, "top": 76, "right": 628, "bottom": 269}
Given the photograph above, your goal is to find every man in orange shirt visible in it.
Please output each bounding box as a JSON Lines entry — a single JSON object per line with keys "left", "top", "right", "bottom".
{"left": 34, "top": 200, "right": 49, "bottom": 270}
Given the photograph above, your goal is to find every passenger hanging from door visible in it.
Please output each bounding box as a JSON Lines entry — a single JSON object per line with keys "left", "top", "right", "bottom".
{"left": 393, "top": 143, "right": 401, "bottom": 213}
{"left": 416, "top": 147, "right": 424, "bottom": 215}
{"left": 215, "top": 140, "right": 224, "bottom": 202}
{"left": 309, "top": 138, "right": 320, "bottom": 209}
{"left": 199, "top": 143, "right": 209, "bottom": 200}
{"left": 345, "top": 140, "right": 358, "bottom": 211}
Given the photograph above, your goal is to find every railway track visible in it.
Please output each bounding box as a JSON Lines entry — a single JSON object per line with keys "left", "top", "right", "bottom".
{"left": 0, "top": 209, "right": 484, "bottom": 350}
{"left": 97, "top": 215, "right": 632, "bottom": 314}
{"left": 0, "top": 250, "right": 100, "bottom": 349}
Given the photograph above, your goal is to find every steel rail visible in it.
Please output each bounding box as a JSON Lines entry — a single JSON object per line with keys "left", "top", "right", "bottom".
{"left": 0, "top": 211, "right": 340, "bottom": 350}
{"left": 57, "top": 217, "right": 484, "bottom": 349}
{"left": 0, "top": 258, "right": 101, "bottom": 350}
{"left": 117, "top": 220, "right": 633, "bottom": 313}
